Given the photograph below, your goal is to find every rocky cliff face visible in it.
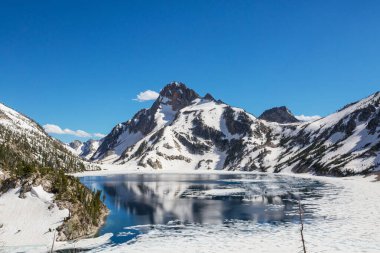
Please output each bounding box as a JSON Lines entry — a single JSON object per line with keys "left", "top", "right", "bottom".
{"left": 90, "top": 82, "right": 380, "bottom": 176}
{"left": 258, "top": 106, "right": 299, "bottom": 124}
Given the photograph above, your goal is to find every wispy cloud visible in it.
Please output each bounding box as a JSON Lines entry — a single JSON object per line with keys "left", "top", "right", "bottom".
{"left": 43, "top": 124, "right": 105, "bottom": 138}
{"left": 295, "top": 115, "right": 322, "bottom": 122}
{"left": 94, "top": 133, "right": 106, "bottom": 138}
{"left": 133, "top": 90, "right": 159, "bottom": 102}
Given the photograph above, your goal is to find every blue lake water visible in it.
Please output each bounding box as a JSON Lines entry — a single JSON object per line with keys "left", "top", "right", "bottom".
{"left": 79, "top": 173, "right": 329, "bottom": 248}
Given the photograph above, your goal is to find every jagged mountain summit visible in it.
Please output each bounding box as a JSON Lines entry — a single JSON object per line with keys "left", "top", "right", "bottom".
{"left": 258, "top": 106, "right": 299, "bottom": 123}
{"left": 91, "top": 82, "right": 201, "bottom": 162}
{"left": 0, "top": 103, "right": 85, "bottom": 172}
{"left": 90, "top": 82, "right": 380, "bottom": 176}
{"left": 67, "top": 139, "right": 103, "bottom": 160}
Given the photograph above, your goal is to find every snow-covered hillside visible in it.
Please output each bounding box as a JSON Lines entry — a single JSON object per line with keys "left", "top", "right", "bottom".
{"left": 90, "top": 82, "right": 380, "bottom": 176}
{"left": 275, "top": 91, "right": 380, "bottom": 175}
{"left": 0, "top": 103, "right": 46, "bottom": 136}
{"left": 0, "top": 103, "right": 84, "bottom": 172}
{"left": 0, "top": 185, "right": 69, "bottom": 247}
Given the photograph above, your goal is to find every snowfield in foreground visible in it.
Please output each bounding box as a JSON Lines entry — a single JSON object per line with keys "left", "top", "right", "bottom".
{"left": 87, "top": 172, "right": 380, "bottom": 253}
{"left": 0, "top": 185, "right": 111, "bottom": 253}
{"left": 0, "top": 186, "right": 68, "bottom": 249}
{"left": 1, "top": 171, "right": 379, "bottom": 253}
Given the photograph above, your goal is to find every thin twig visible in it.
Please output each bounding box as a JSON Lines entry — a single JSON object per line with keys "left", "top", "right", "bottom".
{"left": 50, "top": 231, "right": 56, "bottom": 253}
{"left": 298, "top": 200, "right": 307, "bottom": 253}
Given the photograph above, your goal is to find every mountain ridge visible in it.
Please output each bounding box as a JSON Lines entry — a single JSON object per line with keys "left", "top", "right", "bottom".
{"left": 89, "top": 82, "right": 380, "bottom": 176}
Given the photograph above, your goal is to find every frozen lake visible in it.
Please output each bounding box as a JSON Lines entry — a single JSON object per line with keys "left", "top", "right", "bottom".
{"left": 80, "top": 173, "right": 334, "bottom": 249}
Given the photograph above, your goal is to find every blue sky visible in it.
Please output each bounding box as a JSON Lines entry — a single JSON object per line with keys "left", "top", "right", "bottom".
{"left": 1, "top": 0, "right": 380, "bottom": 142}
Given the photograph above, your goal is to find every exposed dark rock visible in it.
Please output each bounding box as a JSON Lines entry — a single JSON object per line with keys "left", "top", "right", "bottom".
{"left": 223, "top": 139, "right": 246, "bottom": 168}
{"left": 69, "top": 140, "right": 82, "bottom": 150}
{"left": 203, "top": 93, "right": 216, "bottom": 101}
{"left": 163, "top": 143, "right": 173, "bottom": 149}
{"left": 345, "top": 118, "right": 356, "bottom": 135}
{"left": 223, "top": 107, "right": 253, "bottom": 135}
{"left": 157, "top": 82, "right": 200, "bottom": 111}
{"left": 156, "top": 151, "right": 191, "bottom": 163}
{"left": 197, "top": 159, "right": 213, "bottom": 169}
{"left": 367, "top": 116, "right": 380, "bottom": 135}
{"left": 358, "top": 105, "right": 376, "bottom": 122}
{"left": 258, "top": 106, "right": 299, "bottom": 124}
{"left": 133, "top": 141, "right": 148, "bottom": 159}
{"left": 174, "top": 132, "right": 210, "bottom": 155}
{"left": 147, "top": 158, "right": 162, "bottom": 169}
{"left": 191, "top": 116, "right": 229, "bottom": 150}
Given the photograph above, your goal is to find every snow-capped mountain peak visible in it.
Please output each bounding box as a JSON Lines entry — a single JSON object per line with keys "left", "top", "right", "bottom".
{"left": 92, "top": 82, "right": 201, "bottom": 161}
{"left": 157, "top": 81, "right": 200, "bottom": 111}
{"left": 90, "top": 83, "right": 380, "bottom": 176}
{"left": 91, "top": 82, "right": 266, "bottom": 169}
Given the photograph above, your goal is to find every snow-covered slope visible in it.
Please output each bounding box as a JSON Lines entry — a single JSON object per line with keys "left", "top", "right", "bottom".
{"left": 0, "top": 103, "right": 46, "bottom": 136}
{"left": 0, "top": 185, "right": 69, "bottom": 247}
{"left": 0, "top": 103, "right": 85, "bottom": 172}
{"left": 91, "top": 82, "right": 380, "bottom": 176}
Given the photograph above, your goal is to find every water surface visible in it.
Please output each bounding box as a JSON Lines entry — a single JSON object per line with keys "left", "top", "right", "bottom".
{"left": 80, "top": 173, "right": 328, "bottom": 246}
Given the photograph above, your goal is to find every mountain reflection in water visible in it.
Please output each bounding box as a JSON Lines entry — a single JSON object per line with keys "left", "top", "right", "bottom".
{"left": 80, "top": 173, "right": 325, "bottom": 245}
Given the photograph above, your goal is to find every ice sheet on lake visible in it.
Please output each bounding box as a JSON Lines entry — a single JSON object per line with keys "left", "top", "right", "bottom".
{"left": 87, "top": 174, "right": 380, "bottom": 253}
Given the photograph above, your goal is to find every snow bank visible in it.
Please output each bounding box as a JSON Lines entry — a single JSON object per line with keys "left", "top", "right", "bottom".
{"left": 30, "top": 185, "right": 54, "bottom": 203}
{"left": 0, "top": 186, "right": 69, "bottom": 251}
{"left": 55, "top": 233, "right": 113, "bottom": 251}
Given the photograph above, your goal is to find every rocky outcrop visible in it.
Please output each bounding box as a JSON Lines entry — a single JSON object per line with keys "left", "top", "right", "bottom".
{"left": 258, "top": 106, "right": 299, "bottom": 124}
{"left": 157, "top": 82, "right": 200, "bottom": 111}
{"left": 68, "top": 140, "right": 82, "bottom": 150}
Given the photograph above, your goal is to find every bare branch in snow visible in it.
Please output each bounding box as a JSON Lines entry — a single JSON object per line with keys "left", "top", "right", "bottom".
{"left": 299, "top": 200, "right": 307, "bottom": 253}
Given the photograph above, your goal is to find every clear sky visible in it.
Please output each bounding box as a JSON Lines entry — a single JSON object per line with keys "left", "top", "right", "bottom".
{"left": 1, "top": 0, "right": 380, "bottom": 142}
